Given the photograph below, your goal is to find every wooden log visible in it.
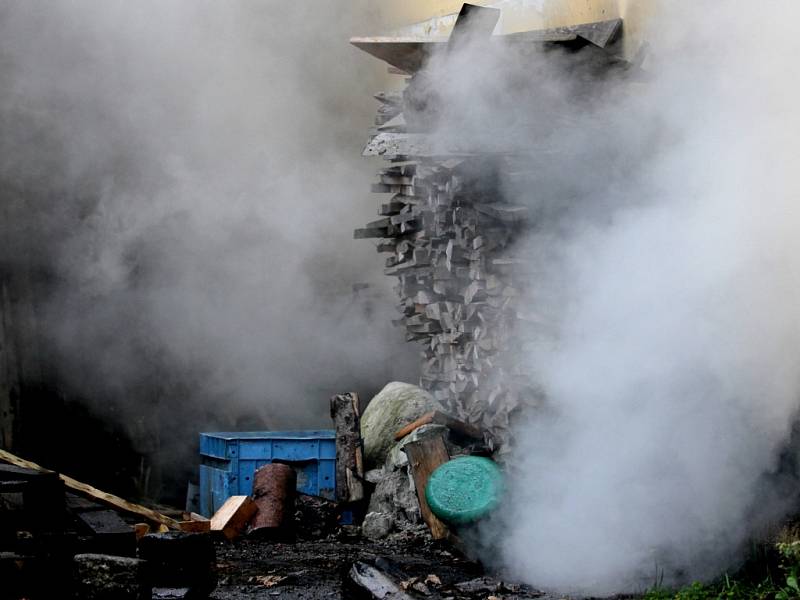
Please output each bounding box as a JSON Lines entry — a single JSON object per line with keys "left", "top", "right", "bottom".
{"left": 210, "top": 495, "right": 256, "bottom": 540}
{"left": 250, "top": 463, "right": 296, "bottom": 533}
{"left": 0, "top": 449, "right": 180, "bottom": 530}
{"left": 330, "top": 392, "right": 365, "bottom": 503}
{"left": 393, "top": 410, "right": 483, "bottom": 442}
{"left": 402, "top": 431, "right": 450, "bottom": 540}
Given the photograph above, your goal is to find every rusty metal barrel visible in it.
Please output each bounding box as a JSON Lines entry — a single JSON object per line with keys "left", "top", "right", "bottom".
{"left": 250, "top": 463, "right": 296, "bottom": 533}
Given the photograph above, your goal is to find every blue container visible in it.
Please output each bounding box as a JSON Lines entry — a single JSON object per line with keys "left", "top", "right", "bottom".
{"left": 198, "top": 430, "right": 336, "bottom": 517}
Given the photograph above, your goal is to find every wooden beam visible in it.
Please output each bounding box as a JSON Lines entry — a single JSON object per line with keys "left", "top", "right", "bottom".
{"left": 330, "top": 392, "right": 365, "bottom": 503}
{"left": 0, "top": 448, "right": 181, "bottom": 530}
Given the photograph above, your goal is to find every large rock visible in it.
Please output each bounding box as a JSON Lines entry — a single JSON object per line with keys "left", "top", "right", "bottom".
{"left": 361, "top": 382, "right": 442, "bottom": 468}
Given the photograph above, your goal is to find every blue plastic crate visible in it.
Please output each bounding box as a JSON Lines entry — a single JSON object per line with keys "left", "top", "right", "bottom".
{"left": 198, "top": 430, "right": 336, "bottom": 517}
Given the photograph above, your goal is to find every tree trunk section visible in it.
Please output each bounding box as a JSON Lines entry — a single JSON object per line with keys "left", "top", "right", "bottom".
{"left": 402, "top": 431, "right": 450, "bottom": 540}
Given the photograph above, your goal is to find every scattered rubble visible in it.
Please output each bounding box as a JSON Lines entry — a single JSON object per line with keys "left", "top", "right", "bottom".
{"left": 74, "top": 553, "right": 149, "bottom": 600}
{"left": 0, "top": 384, "right": 521, "bottom": 599}
{"left": 366, "top": 468, "right": 420, "bottom": 529}
{"left": 362, "top": 511, "right": 394, "bottom": 540}
{"left": 350, "top": 560, "right": 416, "bottom": 599}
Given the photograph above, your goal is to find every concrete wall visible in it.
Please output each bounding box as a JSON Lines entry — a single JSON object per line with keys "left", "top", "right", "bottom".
{"left": 376, "top": 0, "right": 654, "bottom": 57}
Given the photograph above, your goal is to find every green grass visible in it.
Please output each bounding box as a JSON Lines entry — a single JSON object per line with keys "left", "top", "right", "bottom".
{"left": 643, "top": 541, "right": 800, "bottom": 600}
{"left": 644, "top": 579, "right": 783, "bottom": 600}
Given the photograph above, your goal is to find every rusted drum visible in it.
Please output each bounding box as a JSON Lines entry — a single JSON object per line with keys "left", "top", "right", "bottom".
{"left": 250, "top": 463, "right": 296, "bottom": 532}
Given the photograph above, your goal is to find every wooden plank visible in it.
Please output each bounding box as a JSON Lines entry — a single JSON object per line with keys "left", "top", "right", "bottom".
{"left": 210, "top": 495, "right": 256, "bottom": 540}
{"left": 330, "top": 392, "right": 365, "bottom": 503}
{"left": 0, "top": 449, "right": 180, "bottom": 530}
{"left": 402, "top": 431, "right": 450, "bottom": 540}
{"left": 178, "top": 519, "right": 211, "bottom": 533}
{"left": 393, "top": 410, "right": 483, "bottom": 441}
{"left": 354, "top": 227, "right": 389, "bottom": 239}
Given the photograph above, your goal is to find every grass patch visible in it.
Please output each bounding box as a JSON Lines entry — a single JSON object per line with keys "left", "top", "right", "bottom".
{"left": 644, "top": 540, "right": 800, "bottom": 599}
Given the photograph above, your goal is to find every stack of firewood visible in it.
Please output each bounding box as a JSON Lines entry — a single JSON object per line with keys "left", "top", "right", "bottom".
{"left": 355, "top": 88, "right": 540, "bottom": 451}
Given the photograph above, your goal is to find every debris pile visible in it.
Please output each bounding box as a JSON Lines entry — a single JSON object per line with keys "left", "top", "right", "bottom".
{"left": 359, "top": 383, "right": 492, "bottom": 542}
{"left": 349, "top": 558, "right": 542, "bottom": 600}
{"left": 1, "top": 383, "right": 526, "bottom": 598}
{"left": 0, "top": 450, "right": 218, "bottom": 599}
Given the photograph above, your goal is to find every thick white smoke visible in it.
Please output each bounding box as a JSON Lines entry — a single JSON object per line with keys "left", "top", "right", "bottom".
{"left": 0, "top": 1, "right": 415, "bottom": 495}
{"left": 414, "top": 0, "right": 800, "bottom": 593}
{"left": 500, "top": 2, "right": 800, "bottom": 593}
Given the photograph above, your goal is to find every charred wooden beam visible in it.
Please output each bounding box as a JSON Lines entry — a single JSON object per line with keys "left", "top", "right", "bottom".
{"left": 330, "top": 392, "right": 365, "bottom": 503}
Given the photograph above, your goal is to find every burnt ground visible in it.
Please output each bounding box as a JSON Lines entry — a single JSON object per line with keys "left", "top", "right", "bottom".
{"left": 170, "top": 498, "right": 641, "bottom": 600}
{"left": 209, "top": 526, "right": 553, "bottom": 600}
{"left": 199, "top": 496, "right": 648, "bottom": 600}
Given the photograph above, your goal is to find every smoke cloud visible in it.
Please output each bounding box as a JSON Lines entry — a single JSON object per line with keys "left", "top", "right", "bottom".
{"left": 0, "top": 1, "right": 415, "bottom": 495}
{"left": 415, "top": 0, "right": 800, "bottom": 593}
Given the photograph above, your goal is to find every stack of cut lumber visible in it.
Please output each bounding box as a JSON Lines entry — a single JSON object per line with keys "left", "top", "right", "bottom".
{"left": 355, "top": 82, "right": 540, "bottom": 451}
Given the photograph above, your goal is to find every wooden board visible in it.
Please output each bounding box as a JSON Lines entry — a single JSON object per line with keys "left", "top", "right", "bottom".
{"left": 210, "top": 495, "right": 256, "bottom": 540}
{"left": 178, "top": 519, "right": 211, "bottom": 533}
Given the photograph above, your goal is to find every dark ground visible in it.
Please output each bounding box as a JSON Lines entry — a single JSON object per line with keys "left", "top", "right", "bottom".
{"left": 196, "top": 496, "right": 648, "bottom": 600}
{"left": 207, "top": 525, "right": 552, "bottom": 600}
